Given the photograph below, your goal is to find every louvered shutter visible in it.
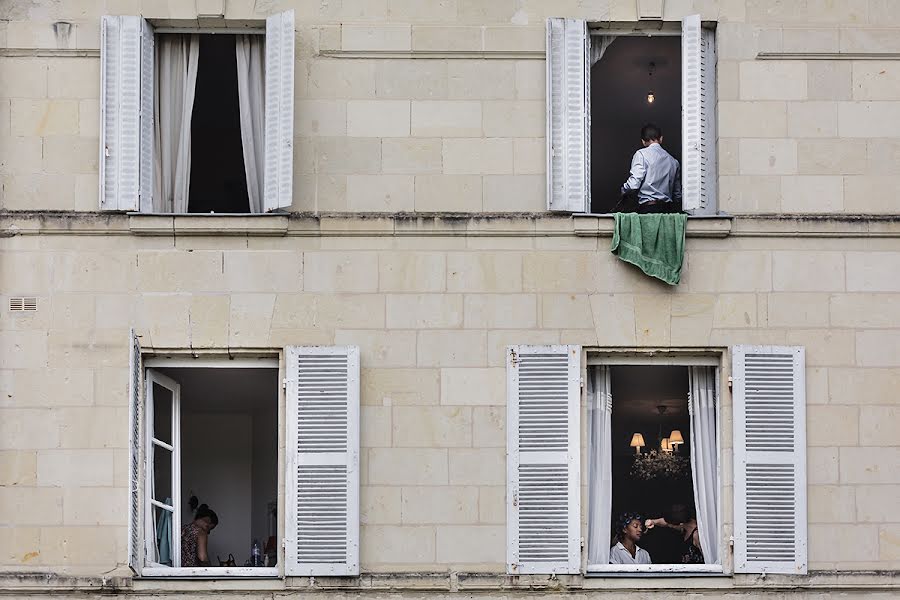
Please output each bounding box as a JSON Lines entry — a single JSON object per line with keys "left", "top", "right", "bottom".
{"left": 546, "top": 18, "right": 590, "bottom": 213}
{"left": 285, "top": 346, "right": 360, "bottom": 576}
{"left": 733, "top": 345, "right": 807, "bottom": 575}
{"left": 681, "top": 14, "right": 716, "bottom": 213}
{"left": 139, "top": 19, "right": 155, "bottom": 213}
{"left": 507, "top": 345, "right": 581, "bottom": 574}
{"left": 127, "top": 328, "right": 143, "bottom": 573}
{"left": 263, "top": 10, "right": 295, "bottom": 212}
{"left": 100, "top": 15, "right": 150, "bottom": 211}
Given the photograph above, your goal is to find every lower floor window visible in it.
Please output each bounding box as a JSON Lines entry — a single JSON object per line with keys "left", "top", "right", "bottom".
{"left": 143, "top": 365, "right": 278, "bottom": 574}
{"left": 587, "top": 363, "right": 720, "bottom": 571}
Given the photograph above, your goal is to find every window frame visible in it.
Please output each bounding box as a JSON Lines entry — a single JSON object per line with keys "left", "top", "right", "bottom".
{"left": 584, "top": 351, "right": 725, "bottom": 576}
{"left": 135, "top": 354, "right": 283, "bottom": 579}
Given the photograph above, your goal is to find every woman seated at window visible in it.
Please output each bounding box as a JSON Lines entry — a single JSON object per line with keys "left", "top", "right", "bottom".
{"left": 645, "top": 503, "right": 704, "bottom": 564}
{"left": 609, "top": 512, "right": 652, "bottom": 564}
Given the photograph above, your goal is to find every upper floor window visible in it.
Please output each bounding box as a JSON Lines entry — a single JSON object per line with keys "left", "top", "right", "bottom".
{"left": 546, "top": 15, "right": 717, "bottom": 215}
{"left": 99, "top": 11, "right": 295, "bottom": 214}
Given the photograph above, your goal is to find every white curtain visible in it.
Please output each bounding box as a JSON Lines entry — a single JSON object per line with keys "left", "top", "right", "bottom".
{"left": 688, "top": 366, "right": 720, "bottom": 565}
{"left": 590, "top": 35, "right": 616, "bottom": 66}
{"left": 236, "top": 34, "right": 266, "bottom": 214}
{"left": 587, "top": 365, "right": 613, "bottom": 565}
{"left": 154, "top": 34, "right": 200, "bottom": 213}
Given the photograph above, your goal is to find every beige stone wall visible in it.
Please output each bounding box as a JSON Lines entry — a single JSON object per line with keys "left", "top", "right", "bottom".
{"left": 2, "top": 213, "right": 900, "bottom": 580}
{"left": 2, "top": 0, "right": 900, "bottom": 214}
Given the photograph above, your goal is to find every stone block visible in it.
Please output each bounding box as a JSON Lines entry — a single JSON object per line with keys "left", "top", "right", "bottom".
{"left": 411, "top": 26, "right": 483, "bottom": 51}
{"left": 589, "top": 294, "right": 637, "bottom": 346}
{"left": 2, "top": 251, "right": 52, "bottom": 294}
{"left": 307, "top": 60, "right": 376, "bottom": 99}
{"left": 482, "top": 100, "right": 544, "bottom": 138}
{"left": 0, "top": 331, "right": 48, "bottom": 370}
{"left": 386, "top": 0, "right": 456, "bottom": 21}
{"left": 852, "top": 61, "right": 900, "bottom": 100}
{"left": 687, "top": 252, "right": 772, "bottom": 292}
{"left": 487, "top": 330, "right": 561, "bottom": 366}
{"left": 440, "top": 367, "right": 505, "bottom": 406}
{"left": 361, "top": 525, "right": 435, "bottom": 565}
{"left": 376, "top": 59, "right": 448, "bottom": 99}
{"left": 515, "top": 60, "right": 544, "bottom": 100}
{"left": 740, "top": 61, "right": 807, "bottom": 100}
{"left": 41, "top": 135, "right": 98, "bottom": 174}
{"left": 879, "top": 524, "right": 900, "bottom": 561}
{"left": 766, "top": 293, "right": 829, "bottom": 327}
{"left": 186, "top": 295, "right": 228, "bottom": 348}
{"left": 63, "top": 486, "right": 126, "bottom": 525}
{"left": 809, "top": 524, "right": 878, "bottom": 563}
{"left": 807, "top": 405, "right": 859, "bottom": 446}
{"left": 0, "top": 408, "right": 59, "bottom": 450}
{"left": 772, "top": 251, "right": 844, "bottom": 292}
{"left": 463, "top": 294, "right": 536, "bottom": 329}
{"left": 782, "top": 28, "right": 839, "bottom": 53}
{"left": 670, "top": 294, "right": 715, "bottom": 346}
{"left": 417, "top": 330, "right": 487, "bottom": 367}
{"left": 436, "top": 524, "right": 505, "bottom": 565}
{"left": 840, "top": 447, "right": 900, "bottom": 484}
{"left": 786, "top": 329, "right": 855, "bottom": 367}
{"left": 361, "top": 406, "right": 392, "bottom": 448}
{"left": 379, "top": 251, "right": 446, "bottom": 292}
{"left": 443, "top": 138, "right": 513, "bottom": 175}
{"left": 856, "top": 485, "right": 900, "bottom": 523}
{"left": 361, "top": 486, "right": 401, "bottom": 525}
{"left": 513, "top": 138, "right": 544, "bottom": 175}
{"left": 718, "top": 59, "right": 740, "bottom": 101}
{"left": 798, "top": 139, "right": 866, "bottom": 175}
{"left": 294, "top": 100, "right": 347, "bottom": 136}
{"left": 0, "top": 526, "right": 40, "bottom": 565}
{"left": 831, "top": 293, "right": 900, "bottom": 328}
{"left": 478, "top": 485, "right": 506, "bottom": 524}
{"left": 10, "top": 99, "right": 78, "bottom": 136}
{"left": 222, "top": 251, "right": 303, "bottom": 293}
{"left": 362, "top": 368, "right": 440, "bottom": 406}
{"left": 840, "top": 28, "right": 900, "bottom": 53}
{"left": 457, "top": 0, "right": 518, "bottom": 23}
{"left": 382, "top": 138, "right": 442, "bottom": 174}
{"left": 447, "top": 252, "right": 522, "bottom": 292}
{"left": 472, "top": 406, "right": 505, "bottom": 448}
{"left": 0, "top": 58, "right": 48, "bottom": 98}
{"left": 780, "top": 175, "right": 843, "bottom": 213}
{"left": 0, "top": 450, "right": 37, "bottom": 486}
{"left": 316, "top": 137, "right": 383, "bottom": 175}
{"left": 0, "top": 135, "right": 42, "bottom": 175}
{"left": 808, "top": 447, "right": 840, "bottom": 485}
{"left": 36, "top": 449, "right": 114, "bottom": 487}
{"left": 335, "top": 330, "right": 417, "bottom": 368}
{"left": 718, "top": 101, "right": 787, "bottom": 137}
{"left": 808, "top": 60, "right": 851, "bottom": 101}
{"left": 718, "top": 175, "right": 781, "bottom": 213}
{"left": 228, "top": 293, "right": 275, "bottom": 346}
{"left": 347, "top": 174, "right": 415, "bottom": 212}
{"left": 523, "top": 252, "right": 600, "bottom": 293}
{"left": 39, "top": 525, "right": 123, "bottom": 566}
{"left": 829, "top": 368, "right": 900, "bottom": 405}
{"left": 0, "top": 100, "right": 9, "bottom": 139}
{"left": 633, "top": 294, "right": 672, "bottom": 346}
{"left": 137, "top": 251, "right": 221, "bottom": 293}
{"left": 859, "top": 406, "right": 900, "bottom": 446}
{"left": 712, "top": 293, "right": 757, "bottom": 329}
{"left": 415, "top": 174, "right": 482, "bottom": 212}
{"left": 369, "top": 448, "right": 448, "bottom": 485}
{"left": 449, "top": 448, "right": 505, "bottom": 486}
{"left": 342, "top": 25, "right": 411, "bottom": 51}
{"left": 347, "top": 100, "right": 410, "bottom": 137}
{"left": 303, "top": 252, "right": 378, "bottom": 292}
{"left": 446, "top": 60, "right": 516, "bottom": 100}
{"left": 387, "top": 294, "right": 463, "bottom": 329}
{"left": 58, "top": 406, "right": 128, "bottom": 449}
{"left": 867, "top": 139, "right": 900, "bottom": 175}
{"left": 738, "top": 139, "right": 797, "bottom": 175}
{"left": 839, "top": 102, "right": 900, "bottom": 138}
{"left": 482, "top": 174, "right": 545, "bottom": 212}
{"left": 402, "top": 486, "right": 478, "bottom": 525}
{"left": 787, "top": 101, "right": 837, "bottom": 138}
{"left": 847, "top": 252, "right": 900, "bottom": 292}
{"left": 483, "top": 26, "right": 544, "bottom": 51}
{"left": 808, "top": 485, "right": 856, "bottom": 524}
{"left": 844, "top": 175, "right": 900, "bottom": 214}
{"left": 0, "top": 487, "right": 61, "bottom": 527}
{"left": 411, "top": 101, "right": 482, "bottom": 137}
{"left": 48, "top": 58, "right": 99, "bottom": 99}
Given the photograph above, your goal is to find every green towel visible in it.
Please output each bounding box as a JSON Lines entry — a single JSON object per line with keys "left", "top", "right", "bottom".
{"left": 611, "top": 213, "right": 687, "bottom": 285}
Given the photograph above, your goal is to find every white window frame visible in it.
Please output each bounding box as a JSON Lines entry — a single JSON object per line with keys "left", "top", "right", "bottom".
{"left": 99, "top": 12, "right": 294, "bottom": 214}
{"left": 136, "top": 355, "right": 281, "bottom": 578}
{"left": 546, "top": 16, "right": 717, "bottom": 215}
{"left": 584, "top": 352, "right": 724, "bottom": 575}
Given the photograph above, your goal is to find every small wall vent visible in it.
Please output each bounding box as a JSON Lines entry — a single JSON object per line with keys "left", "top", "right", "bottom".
{"left": 9, "top": 297, "right": 38, "bottom": 312}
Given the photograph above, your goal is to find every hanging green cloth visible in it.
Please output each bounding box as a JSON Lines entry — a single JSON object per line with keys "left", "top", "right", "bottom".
{"left": 611, "top": 213, "right": 687, "bottom": 285}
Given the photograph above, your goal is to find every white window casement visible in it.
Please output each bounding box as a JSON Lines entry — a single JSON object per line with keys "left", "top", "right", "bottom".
{"left": 100, "top": 11, "right": 294, "bottom": 214}
{"left": 506, "top": 346, "right": 807, "bottom": 576}
{"left": 546, "top": 15, "right": 717, "bottom": 215}
{"left": 127, "top": 333, "right": 360, "bottom": 578}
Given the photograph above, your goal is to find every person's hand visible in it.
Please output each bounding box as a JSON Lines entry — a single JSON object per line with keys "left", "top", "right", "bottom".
{"left": 644, "top": 519, "right": 655, "bottom": 529}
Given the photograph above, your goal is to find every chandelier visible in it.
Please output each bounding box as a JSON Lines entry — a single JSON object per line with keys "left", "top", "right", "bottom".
{"left": 629, "top": 406, "right": 689, "bottom": 481}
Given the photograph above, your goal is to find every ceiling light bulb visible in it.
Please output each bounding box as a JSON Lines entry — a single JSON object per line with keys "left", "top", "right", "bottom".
{"left": 647, "top": 92, "right": 655, "bottom": 104}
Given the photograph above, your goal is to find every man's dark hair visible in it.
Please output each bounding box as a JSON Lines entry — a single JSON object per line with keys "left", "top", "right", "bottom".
{"left": 640, "top": 123, "right": 662, "bottom": 142}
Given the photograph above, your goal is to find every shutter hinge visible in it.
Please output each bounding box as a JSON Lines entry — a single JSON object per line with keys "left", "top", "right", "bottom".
{"left": 282, "top": 378, "right": 287, "bottom": 390}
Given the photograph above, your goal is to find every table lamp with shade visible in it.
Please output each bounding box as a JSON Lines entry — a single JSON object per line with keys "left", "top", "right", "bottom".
{"left": 630, "top": 433, "right": 645, "bottom": 454}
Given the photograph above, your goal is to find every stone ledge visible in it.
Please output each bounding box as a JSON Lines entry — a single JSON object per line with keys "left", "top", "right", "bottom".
{"left": 573, "top": 214, "right": 733, "bottom": 238}
{"left": 129, "top": 214, "right": 290, "bottom": 236}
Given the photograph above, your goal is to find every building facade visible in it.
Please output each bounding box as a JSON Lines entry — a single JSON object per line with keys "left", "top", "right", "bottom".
{"left": 1, "top": 0, "right": 899, "bottom": 597}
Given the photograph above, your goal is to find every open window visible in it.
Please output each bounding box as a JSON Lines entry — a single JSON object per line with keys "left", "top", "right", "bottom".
{"left": 99, "top": 11, "right": 294, "bottom": 214}
{"left": 127, "top": 339, "right": 360, "bottom": 578}
{"left": 546, "top": 15, "right": 716, "bottom": 215}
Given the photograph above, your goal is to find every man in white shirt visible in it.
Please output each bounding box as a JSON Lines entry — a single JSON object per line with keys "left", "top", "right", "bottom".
{"left": 620, "top": 123, "right": 682, "bottom": 214}
{"left": 609, "top": 513, "right": 652, "bottom": 565}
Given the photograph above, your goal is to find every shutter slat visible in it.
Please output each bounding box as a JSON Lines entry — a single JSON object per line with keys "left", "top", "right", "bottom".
{"left": 507, "top": 345, "right": 580, "bottom": 575}
{"left": 733, "top": 345, "right": 807, "bottom": 574}
{"left": 139, "top": 19, "right": 154, "bottom": 212}
{"left": 681, "top": 15, "right": 717, "bottom": 214}
{"left": 127, "top": 329, "right": 143, "bottom": 573}
{"left": 286, "top": 346, "right": 359, "bottom": 576}
{"left": 263, "top": 10, "right": 295, "bottom": 212}
{"left": 546, "top": 19, "right": 589, "bottom": 213}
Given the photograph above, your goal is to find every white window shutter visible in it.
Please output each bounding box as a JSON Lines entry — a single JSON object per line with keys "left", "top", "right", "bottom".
{"left": 127, "top": 328, "right": 143, "bottom": 573}
{"left": 681, "top": 14, "right": 716, "bottom": 213}
{"left": 263, "top": 10, "right": 295, "bottom": 212}
{"left": 139, "top": 19, "right": 155, "bottom": 213}
{"left": 507, "top": 345, "right": 581, "bottom": 575}
{"left": 546, "top": 18, "right": 589, "bottom": 213}
{"left": 733, "top": 345, "right": 807, "bottom": 575}
{"left": 285, "top": 346, "right": 360, "bottom": 576}
{"left": 99, "top": 15, "right": 148, "bottom": 211}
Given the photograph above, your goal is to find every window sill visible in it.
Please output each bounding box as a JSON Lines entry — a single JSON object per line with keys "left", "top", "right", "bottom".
{"left": 586, "top": 564, "right": 725, "bottom": 577}
{"left": 139, "top": 567, "right": 280, "bottom": 578}
{"left": 128, "top": 213, "right": 289, "bottom": 236}
{"left": 573, "top": 213, "right": 733, "bottom": 238}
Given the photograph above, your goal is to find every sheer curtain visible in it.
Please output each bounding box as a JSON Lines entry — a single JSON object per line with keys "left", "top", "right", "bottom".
{"left": 154, "top": 34, "right": 200, "bottom": 213}
{"left": 587, "top": 365, "right": 613, "bottom": 565}
{"left": 688, "top": 366, "right": 720, "bottom": 564}
{"left": 590, "top": 35, "right": 616, "bottom": 66}
{"left": 236, "top": 34, "right": 266, "bottom": 213}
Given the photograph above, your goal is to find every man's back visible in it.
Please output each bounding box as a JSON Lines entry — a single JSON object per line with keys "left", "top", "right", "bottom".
{"left": 623, "top": 142, "right": 681, "bottom": 204}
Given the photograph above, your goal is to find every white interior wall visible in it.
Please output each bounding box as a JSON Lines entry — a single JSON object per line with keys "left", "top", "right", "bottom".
{"left": 251, "top": 407, "right": 278, "bottom": 556}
